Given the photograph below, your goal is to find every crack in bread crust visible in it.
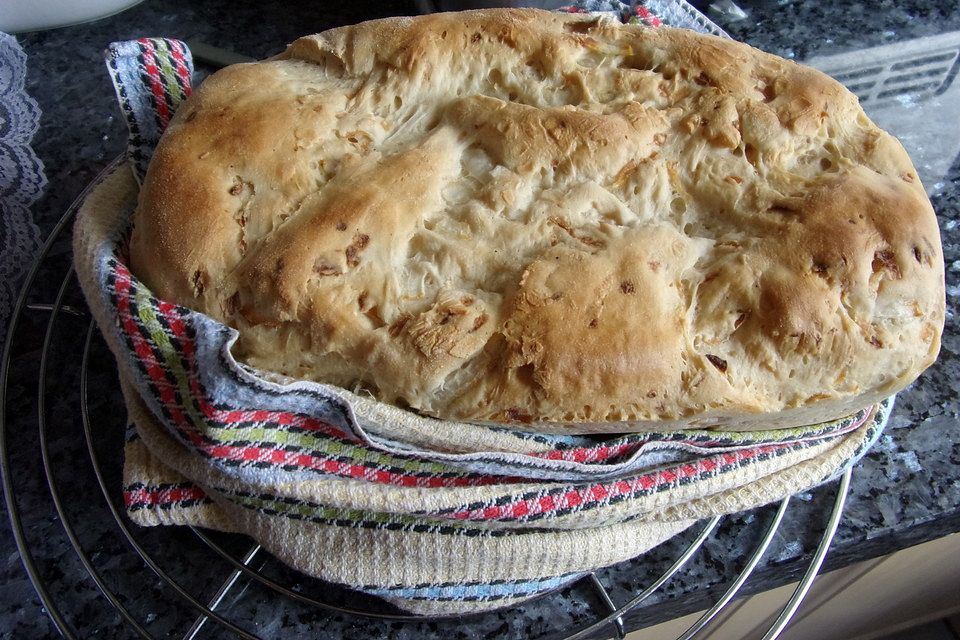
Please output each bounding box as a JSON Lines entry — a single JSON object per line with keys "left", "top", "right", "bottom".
{"left": 129, "top": 9, "right": 944, "bottom": 431}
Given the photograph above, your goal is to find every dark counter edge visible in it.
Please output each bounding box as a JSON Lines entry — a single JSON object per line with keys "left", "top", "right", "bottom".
{"left": 591, "top": 510, "right": 960, "bottom": 639}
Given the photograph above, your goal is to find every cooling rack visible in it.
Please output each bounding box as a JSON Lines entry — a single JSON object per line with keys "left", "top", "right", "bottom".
{"left": 1, "top": 162, "right": 852, "bottom": 639}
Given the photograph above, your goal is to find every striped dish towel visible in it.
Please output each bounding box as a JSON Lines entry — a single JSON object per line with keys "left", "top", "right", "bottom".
{"left": 73, "top": 5, "right": 890, "bottom": 614}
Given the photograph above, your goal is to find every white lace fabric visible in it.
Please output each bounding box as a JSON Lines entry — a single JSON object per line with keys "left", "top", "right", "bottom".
{"left": 0, "top": 32, "right": 45, "bottom": 342}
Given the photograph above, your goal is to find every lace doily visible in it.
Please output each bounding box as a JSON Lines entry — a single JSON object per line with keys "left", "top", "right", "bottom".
{"left": 0, "top": 32, "right": 45, "bottom": 342}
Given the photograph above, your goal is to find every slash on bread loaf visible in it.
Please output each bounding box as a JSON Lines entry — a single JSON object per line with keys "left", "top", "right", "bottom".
{"left": 129, "top": 9, "right": 944, "bottom": 432}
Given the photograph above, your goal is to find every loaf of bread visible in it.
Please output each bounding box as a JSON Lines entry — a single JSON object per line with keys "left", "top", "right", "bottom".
{"left": 129, "top": 9, "right": 944, "bottom": 431}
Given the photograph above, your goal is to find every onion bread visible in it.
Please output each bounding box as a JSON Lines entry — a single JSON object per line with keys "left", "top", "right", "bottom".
{"left": 129, "top": 9, "right": 944, "bottom": 430}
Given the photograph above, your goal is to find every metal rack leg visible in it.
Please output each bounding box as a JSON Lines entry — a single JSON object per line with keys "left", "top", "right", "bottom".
{"left": 676, "top": 497, "right": 791, "bottom": 640}
{"left": 586, "top": 573, "right": 625, "bottom": 640}
{"left": 181, "top": 544, "right": 262, "bottom": 640}
{"left": 565, "top": 516, "right": 722, "bottom": 640}
{"left": 26, "top": 303, "right": 87, "bottom": 317}
{"left": 760, "top": 469, "right": 852, "bottom": 640}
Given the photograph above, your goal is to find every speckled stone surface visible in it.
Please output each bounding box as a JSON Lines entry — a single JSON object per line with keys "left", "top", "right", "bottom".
{"left": 2, "top": 1, "right": 959, "bottom": 638}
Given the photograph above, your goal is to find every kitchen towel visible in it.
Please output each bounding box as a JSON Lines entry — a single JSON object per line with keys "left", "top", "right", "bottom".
{"left": 72, "top": 4, "right": 890, "bottom": 615}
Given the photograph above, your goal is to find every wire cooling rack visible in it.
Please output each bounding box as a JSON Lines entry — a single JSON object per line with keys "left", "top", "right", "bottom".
{"left": 1, "top": 163, "right": 852, "bottom": 639}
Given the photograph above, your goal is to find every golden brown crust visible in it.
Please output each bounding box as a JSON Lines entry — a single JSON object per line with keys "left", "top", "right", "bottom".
{"left": 130, "top": 9, "right": 944, "bottom": 431}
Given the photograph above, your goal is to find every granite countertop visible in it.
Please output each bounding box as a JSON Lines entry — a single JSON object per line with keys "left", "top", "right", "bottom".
{"left": 2, "top": 0, "right": 959, "bottom": 638}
